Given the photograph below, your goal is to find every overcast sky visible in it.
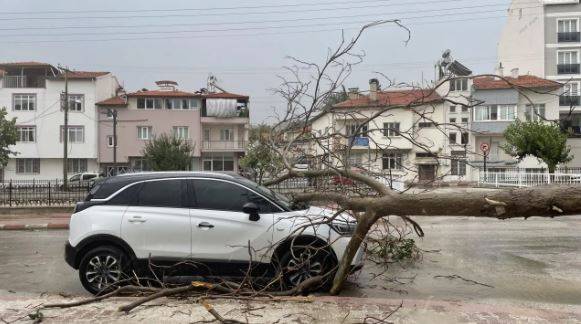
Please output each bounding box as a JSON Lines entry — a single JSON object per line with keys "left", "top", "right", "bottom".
{"left": 0, "top": 0, "right": 511, "bottom": 124}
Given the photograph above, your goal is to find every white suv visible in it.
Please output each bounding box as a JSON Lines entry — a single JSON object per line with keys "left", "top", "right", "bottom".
{"left": 65, "top": 172, "right": 364, "bottom": 294}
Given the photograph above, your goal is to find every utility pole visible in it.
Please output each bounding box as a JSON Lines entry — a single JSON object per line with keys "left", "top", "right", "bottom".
{"left": 59, "top": 65, "right": 70, "bottom": 189}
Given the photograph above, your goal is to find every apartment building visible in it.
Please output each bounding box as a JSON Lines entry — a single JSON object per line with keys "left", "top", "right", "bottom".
{"left": 309, "top": 70, "right": 561, "bottom": 185}
{"left": 0, "top": 62, "right": 120, "bottom": 180}
{"left": 498, "top": 0, "right": 581, "bottom": 164}
{"left": 96, "top": 81, "right": 249, "bottom": 174}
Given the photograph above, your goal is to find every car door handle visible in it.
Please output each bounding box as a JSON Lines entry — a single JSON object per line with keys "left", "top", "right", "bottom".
{"left": 198, "top": 222, "right": 214, "bottom": 229}
{"left": 128, "top": 216, "right": 146, "bottom": 223}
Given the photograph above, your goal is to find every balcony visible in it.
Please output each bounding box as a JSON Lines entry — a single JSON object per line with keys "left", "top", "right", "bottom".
{"left": 2, "top": 75, "right": 46, "bottom": 88}
{"left": 560, "top": 95, "right": 580, "bottom": 106}
{"left": 558, "top": 31, "right": 581, "bottom": 42}
{"left": 557, "top": 63, "right": 580, "bottom": 74}
{"left": 202, "top": 140, "right": 246, "bottom": 151}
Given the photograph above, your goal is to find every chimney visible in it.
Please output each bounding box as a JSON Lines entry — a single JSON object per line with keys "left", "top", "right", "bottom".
{"left": 348, "top": 87, "right": 359, "bottom": 100}
{"left": 495, "top": 62, "right": 504, "bottom": 78}
{"left": 369, "top": 78, "right": 380, "bottom": 101}
{"left": 511, "top": 68, "right": 519, "bottom": 79}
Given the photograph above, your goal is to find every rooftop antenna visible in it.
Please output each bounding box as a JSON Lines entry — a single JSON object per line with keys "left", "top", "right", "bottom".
{"left": 207, "top": 73, "right": 226, "bottom": 93}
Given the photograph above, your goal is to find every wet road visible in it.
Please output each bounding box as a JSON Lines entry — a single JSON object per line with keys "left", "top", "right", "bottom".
{"left": 1, "top": 216, "right": 581, "bottom": 305}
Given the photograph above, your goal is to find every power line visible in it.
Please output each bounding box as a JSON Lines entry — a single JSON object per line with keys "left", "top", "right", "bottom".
{"left": 0, "top": 6, "right": 540, "bottom": 44}
{"left": 0, "top": 2, "right": 519, "bottom": 38}
{"left": 0, "top": 0, "right": 525, "bottom": 21}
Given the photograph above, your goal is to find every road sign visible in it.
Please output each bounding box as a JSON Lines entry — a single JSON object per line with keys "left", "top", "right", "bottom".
{"left": 480, "top": 143, "right": 490, "bottom": 155}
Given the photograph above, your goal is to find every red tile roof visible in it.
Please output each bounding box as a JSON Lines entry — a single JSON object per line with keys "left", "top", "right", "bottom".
{"left": 334, "top": 89, "right": 442, "bottom": 108}
{"left": 473, "top": 75, "right": 562, "bottom": 90}
{"left": 127, "top": 90, "right": 200, "bottom": 97}
{"left": 202, "top": 92, "right": 249, "bottom": 100}
{"left": 96, "top": 96, "right": 127, "bottom": 106}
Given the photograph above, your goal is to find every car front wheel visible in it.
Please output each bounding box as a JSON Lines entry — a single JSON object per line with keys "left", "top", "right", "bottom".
{"left": 279, "top": 244, "right": 337, "bottom": 292}
{"left": 78, "top": 246, "right": 130, "bottom": 295}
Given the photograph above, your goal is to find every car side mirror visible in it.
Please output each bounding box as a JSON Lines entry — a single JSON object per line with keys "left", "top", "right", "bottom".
{"left": 243, "top": 202, "right": 260, "bottom": 221}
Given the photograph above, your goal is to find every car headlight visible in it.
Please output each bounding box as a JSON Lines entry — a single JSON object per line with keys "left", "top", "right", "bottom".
{"left": 330, "top": 221, "right": 357, "bottom": 235}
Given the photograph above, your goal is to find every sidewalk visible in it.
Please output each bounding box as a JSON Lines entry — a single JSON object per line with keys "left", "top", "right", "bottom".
{"left": 1, "top": 292, "right": 580, "bottom": 323}
{"left": 0, "top": 209, "right": 70, "bottom": 230}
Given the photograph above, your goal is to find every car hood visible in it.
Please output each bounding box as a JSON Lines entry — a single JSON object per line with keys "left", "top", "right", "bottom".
{"left": 299, "top": 206, "right": 356, "bottom": 224}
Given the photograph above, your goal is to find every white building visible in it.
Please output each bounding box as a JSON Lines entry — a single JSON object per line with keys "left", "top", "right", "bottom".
{"left": 498, "top": 0, "right": 581, "bottom": 165}
{"left": 0, "top": 62, "right": 120, "bottom": 181}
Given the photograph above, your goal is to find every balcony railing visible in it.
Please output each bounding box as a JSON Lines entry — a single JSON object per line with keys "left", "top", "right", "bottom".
{"left": 202, "top": 140, "right": 246, "bottom": 151}
{"left": 2, "top": 75, "right": 46, "bottom": 88}
{"left": 560, "top": 95, "right": 581, "bottom": 106}
{"left": 557, "top": 63, "right": 580, "bottom": 74}
{"left": 558, "top": 31, "right": 581, "bottom": 42}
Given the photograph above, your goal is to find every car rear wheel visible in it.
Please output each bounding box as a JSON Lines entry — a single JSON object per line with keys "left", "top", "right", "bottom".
{"left": 279, "top": 244, "right": 337, "bottom": 292}
{"left": 78, "top": 246, "right": 130, "bottom": 295}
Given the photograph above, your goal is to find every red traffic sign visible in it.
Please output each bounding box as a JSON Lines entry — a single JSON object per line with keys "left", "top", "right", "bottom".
{"left": 480, "top": 143, "right": 490, "bottom": 155}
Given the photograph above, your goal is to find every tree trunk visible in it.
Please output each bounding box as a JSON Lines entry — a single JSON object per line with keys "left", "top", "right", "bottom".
{"left": 330, "top": 211, "right": 376, "bottom": 295}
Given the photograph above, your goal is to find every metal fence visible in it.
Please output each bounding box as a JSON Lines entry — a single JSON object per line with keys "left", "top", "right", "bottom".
{"left": 267, "top": 174, "right": 405, "bottom": 196}
{"left": 0, "top": 180, "right": 90, "bottom": 207}
{"left": 478, "top": 171, "right": 581, "bottom": 188}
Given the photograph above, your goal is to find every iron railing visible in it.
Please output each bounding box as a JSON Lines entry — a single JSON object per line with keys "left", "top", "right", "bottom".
{"left": 0, "top": 180, "right": 90, "bottom": 207}
{"left": 558, "top": 32, "right": 581, "bottom": 42}
{"left": 557, "top": 63, "right": 580, "bottom": 74}
{"left": 2, "top": 75, "right": 46, "bottom": 88}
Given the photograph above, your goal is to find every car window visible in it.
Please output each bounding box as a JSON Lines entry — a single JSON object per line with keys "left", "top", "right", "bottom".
{"left": 137, "top": 179, "right": 184, "bottom": 208}
{"left": 108, "top": 183, "right": 142, "bottom": 205}
{"left": 70, "top": 174, "right": 80, "bottom": 182}
{"left": 192, "top": 179, "right": 280, "bottom": 213}
{"left": 83, "top": 174, "right": 97, "bottom": 180}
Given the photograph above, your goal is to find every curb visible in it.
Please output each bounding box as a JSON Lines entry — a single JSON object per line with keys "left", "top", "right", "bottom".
{"left": 0, "top": 223, "right": 69, "bottom": 230}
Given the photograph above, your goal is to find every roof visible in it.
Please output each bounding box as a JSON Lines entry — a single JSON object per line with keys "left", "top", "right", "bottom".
{"left": 202, "top": 92, "right": 249, "bottom": 100}
{"left": 126, "top": 90, "right": 200, "bottom": 98}
{"left": 473, "top": 75, "right": 562, "bottom": 90}
{"left": 96, "top": 95, "right": 127, "bottom": 106}
{"left": 333, "top": 89, "right": 443, "bottom": 108}
{"left": 0, "top": 61, "right": 54, "bottom": 68}
{"left": 55, "top": 71, "right": 110, "bottom": 80}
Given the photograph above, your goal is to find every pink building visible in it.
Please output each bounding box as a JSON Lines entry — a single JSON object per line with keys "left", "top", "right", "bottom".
{"left": 96, "top": 81, "right": 249, "bottom": 175}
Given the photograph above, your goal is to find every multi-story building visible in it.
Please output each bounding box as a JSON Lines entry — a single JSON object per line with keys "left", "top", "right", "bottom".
{"left": 498, "top": 0, "right": 581, "bottom": 165}
{"left": 0, "top": 62, "right": 120, "bottom": 180}
{"left": 96, "top": 81, "right": 249, "bottom": 174}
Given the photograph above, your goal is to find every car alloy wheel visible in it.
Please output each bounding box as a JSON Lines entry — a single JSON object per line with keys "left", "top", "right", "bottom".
{"left": 286, "top": 248, "right": 324, "bottom": 286}
{"left": 85, "top": 254, "right": 122, "bottom": 292}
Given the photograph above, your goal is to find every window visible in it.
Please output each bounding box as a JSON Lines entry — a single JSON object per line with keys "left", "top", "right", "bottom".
{"left": 137, "top": 98, "right": 162, "bottom": 109}
{"left": 16, "top": 158, "right": 40, "bottom": 174}
{"left": 564, "top": 82, "right": 580, "bottom": 96}
{"left": 13, "top": 94, "right": 36, "bottom": 111}
{"left": 130, "top": 158, "right": 150, "bottom": 172}
{"left": 450, "top": 151, "right": 466, "bottom": 176}
{"left": 449, "top": 106, "right": 456, "bottom": 113}
{"left": 60, "top": 126, "right": 84, "bottom": 143}
{"left": 173, "top": 126, "right": 189, "bottom": 140}
{"left": 68, "top": 158, "right": 87, "bottom": 173}
{"left": 193, "top": 179, "right": 279, "bottom": 213}
{"left": 107, "top": 135, "right": 116, "bottom": 148}
{"left": 165, "top": 98, "right": 199, "bottom": 110}
{"left": 220, "top": 128, "right": 233, "bottom": 141}
{"left": 461, "top": 132, "right": 469, "bottom": 145}
{"left": 346, "top": 123, "right": 368, "bottom": 137}
{"left": 558, "top": 50, "right": 580, "bottom": 74}
{"left": 137, "top": 180, "right": 184, "bottom": 208}
{"left": 418, "top": 122, "right": 435, "bottom": 128}
{"left": 449, "top": 118, "right": 456, "bottom": 123}
{"left": 559, "top": 19, "right": 578, "bottom": 33}
{"left": 108, "top": 183, "right": 141, "bottom": 205}
{"left": 17, "top": 126, "right": 36, "bottom": 142}
{"left": 382, "top": 152, "right": 404, "bottom": 170}
{"left": 461, "top": 117, "right": 469, "bottom": 123}
{"left": 67, "top": 94, "right": 84, "bottom": 112}
{"left": 347, "top": 153, "right": 363, "bottom": 167}
{"left": 137, "top": 126, "right": 152, "bottom": 140}
{"left": 449, "top": 132, "right": 457, "bottom": 144}
{"left": 461, "top": 106, "right": 469, "bottom": 112}
{"left": 203, "top": 129, "right": 211, "bottom": 141}
{"left": 473, "top": 105, "right": 516, "bottom": 121}
{"left": 383, "top": 122, "right": 400, "bottom": 137}
{"left": 525, "top": 104, "right": 546, "bottom": 121}
{"left": 450, "top": 78, "right": 468, "bottom": 91}
{"left": 416, "top": 152, "right": 436, "bottom": 158}
{"left": 203, "top": 154, "right": 234, "bottom": 171}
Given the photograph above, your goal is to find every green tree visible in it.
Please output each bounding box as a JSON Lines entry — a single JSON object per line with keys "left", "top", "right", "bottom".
{"left": 0, "top": 107, "right": 18, "bottom": 168}
{"left": 502, "top": 120, "right": 572, "bottom": 173}
{"left": 142, "top": 134, "right": 193, "bottom": 171}
{"left": 240, "top": 125, "right": 283, "bottom": 184}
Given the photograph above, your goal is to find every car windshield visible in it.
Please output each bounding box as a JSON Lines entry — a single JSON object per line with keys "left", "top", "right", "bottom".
{"left": 236, "top": 177, "right": 299, "bottom": 211}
